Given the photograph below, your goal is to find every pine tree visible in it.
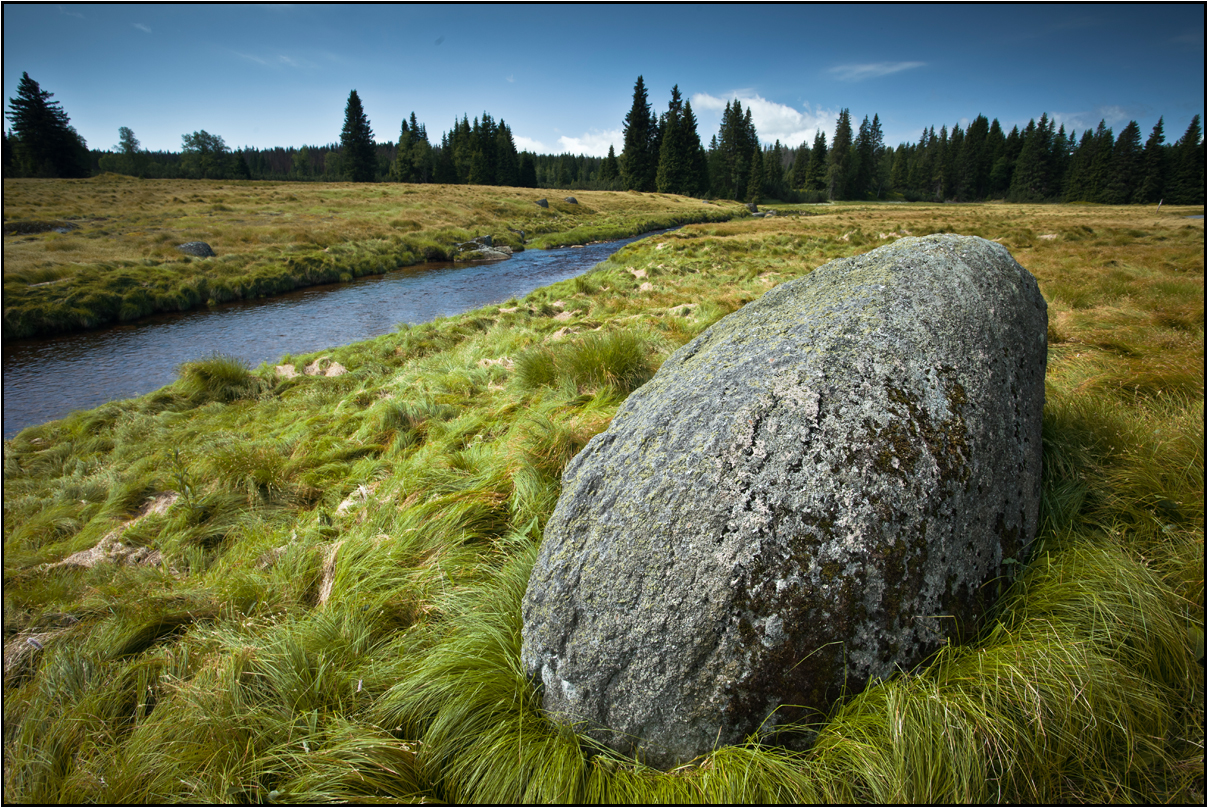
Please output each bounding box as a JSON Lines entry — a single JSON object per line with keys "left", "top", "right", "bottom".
{"left": 5, "top": 72, "right": 90, "bottom": 177}
{"left": 340, "top": 89, "right": 376, "bottom": 182}
{"left": 621, "top": 76, "right": 658, "bottom": 191}
{"left": 826, "top": 109, "right": 853, "bottom": 200}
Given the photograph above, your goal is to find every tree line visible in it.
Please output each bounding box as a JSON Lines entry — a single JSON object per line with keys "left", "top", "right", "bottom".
{"left": 5, "top": 71, "right": 1204, "bottom": 206}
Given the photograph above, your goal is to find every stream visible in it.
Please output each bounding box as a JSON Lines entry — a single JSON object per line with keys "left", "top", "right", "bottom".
{"left": 2, "top": 231, "right": 664, "bottom": 439}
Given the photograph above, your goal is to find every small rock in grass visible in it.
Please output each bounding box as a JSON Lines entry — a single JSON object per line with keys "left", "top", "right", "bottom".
{"left": 176, "top": 241, "right": 215, "bottom": 257}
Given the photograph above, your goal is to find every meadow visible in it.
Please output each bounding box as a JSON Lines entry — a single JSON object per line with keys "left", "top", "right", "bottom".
{"left": 1, "top": 175, "right": 744, "bottom": 338}
{"left": 2, "top": 197, "right": 1204, "bottom": 803}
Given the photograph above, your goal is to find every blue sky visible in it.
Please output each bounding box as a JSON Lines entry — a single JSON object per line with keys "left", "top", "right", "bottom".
{"left": 4, "top": 3, "right": 1204, "bottom": 157}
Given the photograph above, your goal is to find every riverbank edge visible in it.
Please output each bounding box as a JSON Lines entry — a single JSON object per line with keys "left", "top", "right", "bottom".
{"left": 2, "top": 205, "right": 745, "bottom": 341}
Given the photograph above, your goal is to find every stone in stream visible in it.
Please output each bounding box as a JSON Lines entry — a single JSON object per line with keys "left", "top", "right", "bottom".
{"left": 520, "top": 234, "right": 1047, "bottom": 769}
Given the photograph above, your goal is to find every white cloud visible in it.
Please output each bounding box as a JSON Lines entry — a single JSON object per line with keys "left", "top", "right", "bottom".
{"left": 278, "top": 55, "right": 300, "bottom": 68}
{"left": 58, "top": 5, "right": 85, "bottom": 19}
{"left": 692, "top": 92, "right": 838, "bottom": 148}
{"left": 827, "top": 61, "right": 925, "bottom": 82}
{"left": 513, "top": 135, "right": 549, "bottom": 153}
{"left": 557, "top": 129, "right": 623, "bottom": 157}
{"left": 133, "top": 22, "right": 152, "bottom": 33}
{"left": 506, "top": 74, "right": 515, "bottom": 83}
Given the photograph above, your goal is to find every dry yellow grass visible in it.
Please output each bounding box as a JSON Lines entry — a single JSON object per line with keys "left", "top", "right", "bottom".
{"left": 1, "top": 175, "right": 738, "bottom": 276}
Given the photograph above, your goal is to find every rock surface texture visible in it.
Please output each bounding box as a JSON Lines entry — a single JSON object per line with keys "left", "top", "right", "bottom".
{"left": 521, "top": 234, "right": 1047, "bottom": 769}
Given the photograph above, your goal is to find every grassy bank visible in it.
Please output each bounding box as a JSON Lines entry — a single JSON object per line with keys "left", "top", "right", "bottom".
{"left": 3, "top": 202, "right": 1203, "bottom": 803}
{"left": 2, "top": 176, "right": 745, "bottom": 339}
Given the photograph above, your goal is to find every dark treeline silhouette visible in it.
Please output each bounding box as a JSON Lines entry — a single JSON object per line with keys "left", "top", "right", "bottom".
{"left": 5, "top": 73, "right": 1204, "bottom": 205}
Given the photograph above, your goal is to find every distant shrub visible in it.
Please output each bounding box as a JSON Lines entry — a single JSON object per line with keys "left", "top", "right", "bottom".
{"left": 176, "top": 352, "right": 263, "bottom": 405}
{"left": 516, "top": 332, "right": 653, "bottom": 395}
{"left": 514, "top": 347, "right": 559, "bottom": 390}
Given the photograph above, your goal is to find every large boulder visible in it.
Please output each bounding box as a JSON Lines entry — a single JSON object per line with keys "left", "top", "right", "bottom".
{"left": 521, "top": 234, "right": 1047, "bottom": 768}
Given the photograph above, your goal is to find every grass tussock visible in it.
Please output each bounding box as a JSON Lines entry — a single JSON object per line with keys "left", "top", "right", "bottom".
{"left": 3, "top": 199, "right": 1203, "bottom": 803}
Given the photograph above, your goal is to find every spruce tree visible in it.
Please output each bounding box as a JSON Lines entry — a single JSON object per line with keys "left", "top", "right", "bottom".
{"left": 517, "top": 152, "right": 537, "bottom": 188}
{"left": 826, "top": 109, "right": 853, "bottom": 200}
{"left": 389, "top": 117, "right": 414, "bottom": 182}
{"left": 682, "top": 100, "right": 710, "bottom": 195}
{"left": 1086, "top": 120, "right": 1115, "bottom": 202}
{"left": 806, "top": 130, "right": 827, "bottom": 191}
{"left": 655, "top": 85, "right": 688, "bottom": 194}
{"left": 1169, "top": 115, "right": 1205, "bottom": 205}
{"left": 621, "top": 76, "right": 657, "bottom": 191}
{"left": 745, "top": 148, "right": 763, "bottom": 203}
{"left": 762, "top": 140, "right": 784, "bottom": 199}
{"left": 1137, "top": 117, "right": 1166, "bottom": 203}
{"left": 1063, "top": 129, "right": 1095, "bottom": 201}
{"left": 495, "top": 121, "right": 519, "bottom": 187}
{"left": 707, "top": 134, "right": 727, "bottom": 198}
{"left": 599, "top": 145, "right": 620, "bottom": 185}
{"left": 959, "top": 115, "right": 991, "bottom": 200}
{"left": 790, "top": 141, "right": 810, "bottom": 189}
{"left": 889, "top": 146, "right": 909, "bottom": 194}
{"left": 655, "top": 86, "right": 708, "bottom": 196}
{"left": 1105, "top": 120, "right": 1143, "bottom": 204}
{"left": 941, "top": 123, "right": 964, "bottom": 200}
{"left": 5, "top": 72, "right": 90, "bottom": 178}
{"left": 340, "top": 89, "right": 376, "bottom": 182}
{"left": 909, "top": 128, "right": 933, "bottom": 195}
{"left": 869, "top": 114, "right": 886, "bottom": 198}
{"left": 852, "top": 115, "right": 876, "bottom": 199}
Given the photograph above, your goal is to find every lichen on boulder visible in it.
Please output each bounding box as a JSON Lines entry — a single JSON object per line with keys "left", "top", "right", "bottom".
{"left": 520, "top": 234, "right": 1048, "bottom": 769}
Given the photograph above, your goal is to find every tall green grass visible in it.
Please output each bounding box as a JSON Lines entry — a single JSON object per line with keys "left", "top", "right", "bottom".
{"left": 3, "top": 205, "right": 1203, "bottom": 802}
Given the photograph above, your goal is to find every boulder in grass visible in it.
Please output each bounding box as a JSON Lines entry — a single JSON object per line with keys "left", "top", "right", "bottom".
{"left": 520, "top": 234, "right": 1047, "bottom": 769}
{"left": 176, "top": 241, "right": 215, "bottom": 257}
{"left": 535, "top": 198, "right": 549, "bottom": 208}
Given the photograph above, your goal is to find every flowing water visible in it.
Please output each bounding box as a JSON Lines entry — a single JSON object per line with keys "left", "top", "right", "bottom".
{"left": 3, "top": 231, "right": 665, "bottom": 439}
